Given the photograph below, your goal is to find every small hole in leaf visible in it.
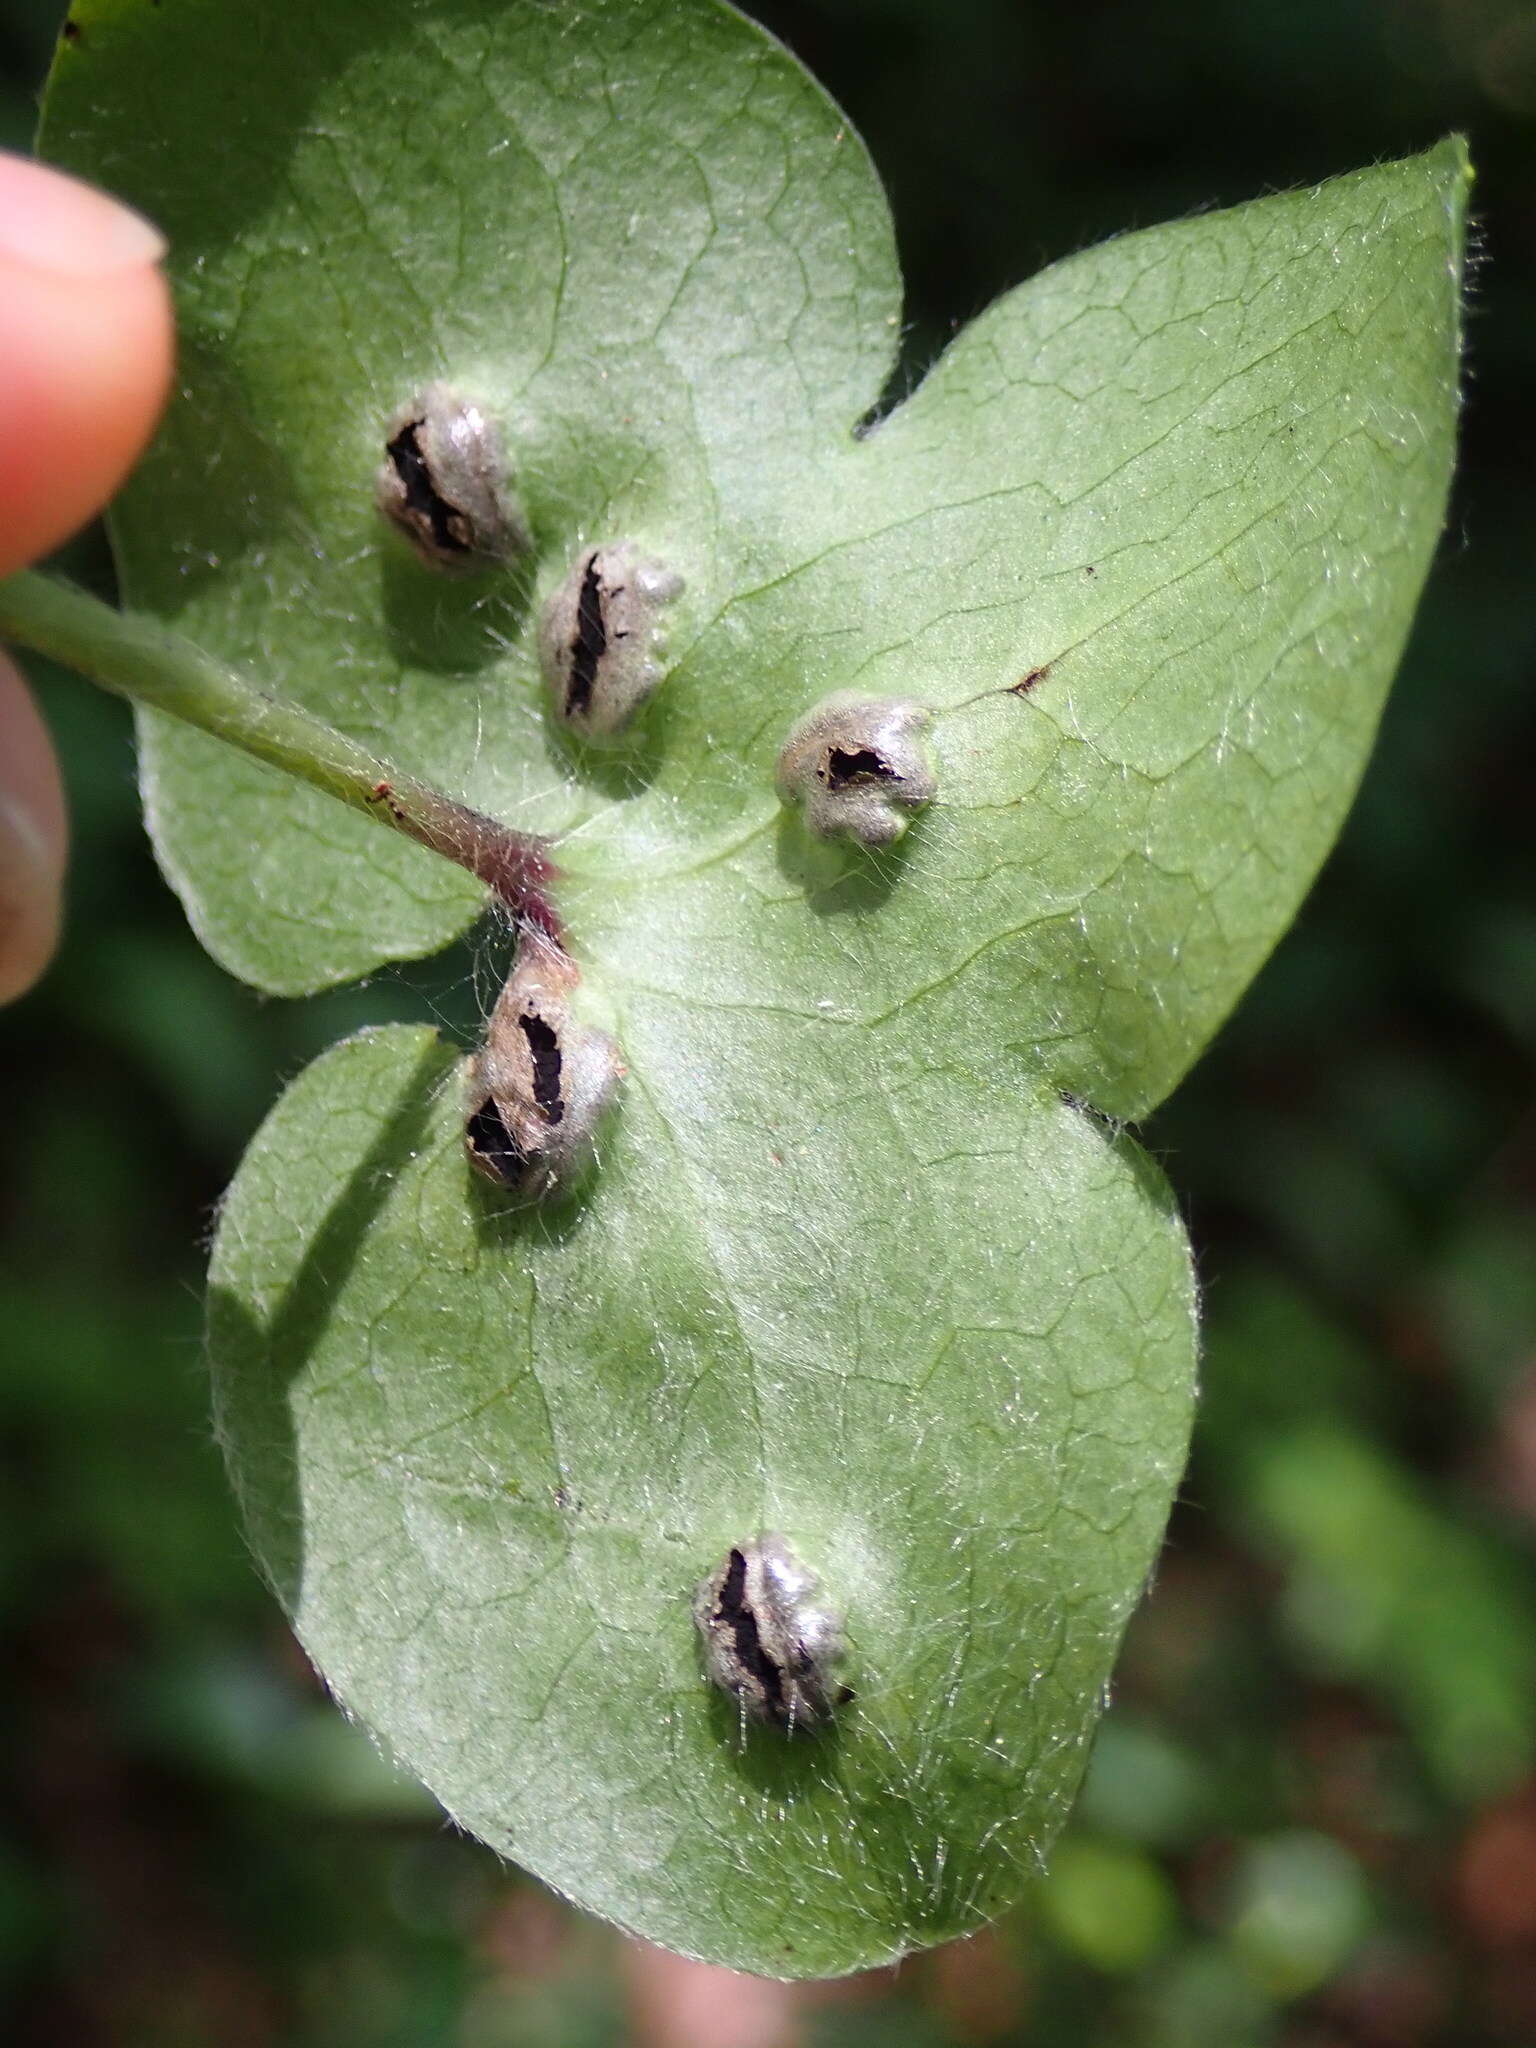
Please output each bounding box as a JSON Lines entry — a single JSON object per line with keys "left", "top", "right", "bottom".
{"left": 385, "top": 419, "right": 469, "bottom": 557}
{"left": 718, "top": 1547, "right": 787, "bottom": 1714}
{"left": 825, "top": 746, "right": 896, "bottom": 788}
{"left": 566, "top": 551, "right": 608, "bottom": 717}
{"left": 466, "top": 1096, "right": 528, "bottom": 1182}
{"left": 518, "top": 1014, "right": 565, "bottom": 1125}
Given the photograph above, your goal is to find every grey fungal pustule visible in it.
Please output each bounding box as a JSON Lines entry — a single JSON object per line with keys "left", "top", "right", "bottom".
{"left": 693, "top": 1534, "right": 849, "bottom": 1732}
{"left": 464, "top": 935, "right": 623, "bottom": 1199}
{"left": 376, "top": 384, "right": 529, "bottom": 571}
{"left": 539, "top": 541, "right": 684, "bottom": 739}
{"left": 776, "top": 692, "right": 937, "bottom": 846}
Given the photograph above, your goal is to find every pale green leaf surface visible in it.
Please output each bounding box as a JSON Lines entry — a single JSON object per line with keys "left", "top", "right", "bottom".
{"left": 212, "top": 1020, "right": 1194, "bottom": 1974}
{"left": 43, "top": 0, "right": 902, "bottom": 993}
{"left": 43, "top": 0, "right": 1464, "bottom": 1977}
{"left": 44, "top": 5, "right": 1463, "bottom": 1094}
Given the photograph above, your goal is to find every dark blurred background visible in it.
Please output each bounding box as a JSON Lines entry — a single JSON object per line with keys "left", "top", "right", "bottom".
{"left": 3, "top": 1, "right": 1534, "bottom": 2042}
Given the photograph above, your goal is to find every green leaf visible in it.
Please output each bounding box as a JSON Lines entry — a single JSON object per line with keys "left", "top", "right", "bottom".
{"left": 211, "top": 1021, "right": 1195, "bottom": 1974}
{"left": 43, "top": 0, "right": 1466, "bottom": 1977}
{"left": 43, "top": 0, "right": 902, "bottom": 994}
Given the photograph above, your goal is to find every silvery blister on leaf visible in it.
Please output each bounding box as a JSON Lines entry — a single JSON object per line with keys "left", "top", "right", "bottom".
{"left": 776, "top": 692, "right": 937, "bottom": 846}
{"left": 375, "top": 384, "right": 529, "bottom": 572}
{"left": 464, "top": 935, "right": 623, "bottom": 1199}
{"left": 538, "top": 541, "right": 684, "bottom": 740}
{"left": 693, "top": 1533, "right": 849, "bottom": 1731}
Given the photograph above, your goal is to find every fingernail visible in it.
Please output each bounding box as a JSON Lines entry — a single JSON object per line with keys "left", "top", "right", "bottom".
{"left": 0, "top": 149, "right": 165, "bottom": 278}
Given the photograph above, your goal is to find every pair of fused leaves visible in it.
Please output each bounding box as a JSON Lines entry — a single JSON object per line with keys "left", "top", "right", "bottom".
{"left": 42, "top": 0, "right": 1465, "bottom": 1979}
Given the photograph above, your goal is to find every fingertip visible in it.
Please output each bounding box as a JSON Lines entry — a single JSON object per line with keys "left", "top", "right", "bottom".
{"left": 0, "top": 150, "right": 165, "bottom": 276}
{"left": 621, "top": 1940, "right": 801, "bottom": 2048}
{"left": 0, "top": 653, "right": 67, "bottom": 1005}
{"left": 0, "top": 209, "right": 173, "bottom": 576}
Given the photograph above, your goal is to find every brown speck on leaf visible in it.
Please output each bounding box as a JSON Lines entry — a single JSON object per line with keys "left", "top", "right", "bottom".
{"left": 61, "top": 17, "right": 81, "bottom": 40}
{"left": 1012, "top": 664, "right": 1051, "bottom": 696}
{"left": 1083, "top": 564, "right": 1098, "bottom": 576}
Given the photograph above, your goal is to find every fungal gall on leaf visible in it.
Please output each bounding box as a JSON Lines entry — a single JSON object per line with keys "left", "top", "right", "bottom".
{"left": 775, "top": 692, "right": 937, "bottom": 845}
{"left": 375, "top": 384, "right": 529, "bottom": 572}
{"left": 464, "top": 934, "right": 622, "bottom": 1199}
{"left": 538, "top": 542, "right": 684, "bottom": 740}
{"left": 693, "top": 1533, "right": 849, "bottom": 1732}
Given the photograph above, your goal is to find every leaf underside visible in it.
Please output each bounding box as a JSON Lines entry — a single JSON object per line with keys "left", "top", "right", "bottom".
{"left": 44, "top": 0, "right": 1464, "bottom": 1976}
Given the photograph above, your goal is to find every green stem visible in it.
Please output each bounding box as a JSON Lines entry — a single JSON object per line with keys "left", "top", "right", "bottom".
{"left": 0, "top": 569, "right": 559, "bottom": 935}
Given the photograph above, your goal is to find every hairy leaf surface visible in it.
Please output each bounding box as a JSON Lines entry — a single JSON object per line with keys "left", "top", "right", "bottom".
{"left": 44, "top": 0, "right": 1464, "bottom": 1974}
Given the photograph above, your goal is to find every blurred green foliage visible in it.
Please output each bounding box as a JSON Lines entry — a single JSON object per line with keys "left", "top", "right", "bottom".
{"left": 2, "top": 0, "right": 1534, "bottom": 2040}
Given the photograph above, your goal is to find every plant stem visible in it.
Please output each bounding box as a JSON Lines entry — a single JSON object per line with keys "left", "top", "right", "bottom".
{"left": 0, "top": 569, "right": 559, "bottom": 936}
